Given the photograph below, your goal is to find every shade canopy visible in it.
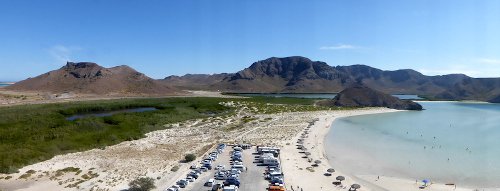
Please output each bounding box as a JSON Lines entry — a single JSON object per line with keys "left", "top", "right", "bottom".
{"left": 327, "top": 168, "right": 335, "bottom": 173}
{"left": 336, "top": 176, "right": 345, "bottom": 181}
{"left": 351, "top": 184, "right": 361, "bottom": 189}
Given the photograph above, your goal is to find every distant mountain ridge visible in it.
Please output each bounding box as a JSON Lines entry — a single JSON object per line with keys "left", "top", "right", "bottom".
{"left": 163, "top": 56, "right": 500, "bottom": 103}
{"left": 8, "top": 62, "right": 176, "bottom": 95}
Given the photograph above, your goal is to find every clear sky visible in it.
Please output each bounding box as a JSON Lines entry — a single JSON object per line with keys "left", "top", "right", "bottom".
{"left": 1, "top": 0, "right": 500, "bottom": 81}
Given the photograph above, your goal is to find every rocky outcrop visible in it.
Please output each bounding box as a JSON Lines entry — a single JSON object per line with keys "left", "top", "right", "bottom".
{"left": 320, "top": 84, "right": 423, "bottom": 110}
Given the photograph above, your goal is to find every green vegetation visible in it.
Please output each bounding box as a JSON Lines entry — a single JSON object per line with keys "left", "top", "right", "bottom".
{"left": 184, "top": 154, "right": 196, "bottom": 162}
{"left": 170, "top": 165, "right": 180, "bottom": 172}
{"left": 128, "top": 177, "right": 156, "bottom": 191}
{"left": 57, "top": 167, "right": 80, "bottom": 173}
{"left": 0, "top": 97, "right": 230, "bottom": 173}
{"left": 0, "top": 96, "right": 344, "bottom": 173}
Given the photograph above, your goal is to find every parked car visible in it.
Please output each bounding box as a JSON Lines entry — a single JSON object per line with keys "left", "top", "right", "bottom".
{"left": 176, "top": 179, "right": 188, "bottom": 188}
{"left": 188, "top": 171, "right": 200, "bottom": 179}
{"left": 205, "top": 178, "right": 215, "bottom": 187}
{"left": 222, "top": 185, "right": 239, "bottom": 191}
{"left": 200, "top": 166, "right": 208, "bottom": 172}
{"left": 212, "top": 183, "right": 224, "bottom": 191}
{"left": 231, "top": 164, "right": 244, "bottom": 171}
{"left": 215, "top": 173, "right": 226, "bottom": 180}
{"left": 165, "top": 185, "right": 180, "bottom": 191}
{"left": 203, "top": 163, "right": 212, "bottom": 170}
{"left": 186, "top": 176, "right": 196, "bottom": 182}
{"left": 224, "top": 177, "right": 240, "bottom": 187}
{"left": 215, "top": 165, "right": 225, "bottom": 170}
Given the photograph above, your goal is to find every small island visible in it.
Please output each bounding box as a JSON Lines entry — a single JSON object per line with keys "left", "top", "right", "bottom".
{"left": 319, "top": 84, "right": 423, "bottom": 110}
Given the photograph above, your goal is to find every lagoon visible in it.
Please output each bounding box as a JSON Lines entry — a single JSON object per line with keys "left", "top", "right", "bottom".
{"left": 325, "top": 101, "right": 500, "bottom": 188}
{"left": 66, "top": 107, "right": 158, "bottom": 121}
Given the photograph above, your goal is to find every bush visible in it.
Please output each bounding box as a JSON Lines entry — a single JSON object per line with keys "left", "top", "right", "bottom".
{"left": 170, "top": 165, "right": 179, "bottom": 172}
{"left": 128, "top": 177, "right": 156, "bottom": 191}
{"left": 184, "top": 154, "right": 196, "bottom": 162}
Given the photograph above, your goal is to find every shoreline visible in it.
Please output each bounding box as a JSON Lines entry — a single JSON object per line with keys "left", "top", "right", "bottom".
{"left": 309, "top": 110, "right": 476, "bottom": 191}
{"left": 280, "top": 108, "right": 399, "bottom": 191}
{"left": 0, "top": 105, "right": 493, "bottom": 191}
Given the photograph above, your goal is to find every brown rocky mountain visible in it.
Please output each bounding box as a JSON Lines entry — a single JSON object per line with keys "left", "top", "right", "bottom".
{"left": 318, "top": 84, "right": 423, "bottom": 110}
{"left": 164, "top": 56, "right": 500, "bottom": 103}
{"left": 8, "top": 62, "right": 177, "bottom": 95}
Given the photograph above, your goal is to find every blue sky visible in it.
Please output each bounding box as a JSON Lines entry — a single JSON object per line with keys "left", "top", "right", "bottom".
{"left": 1, "top": 0, "right": 500, "bottom": 81}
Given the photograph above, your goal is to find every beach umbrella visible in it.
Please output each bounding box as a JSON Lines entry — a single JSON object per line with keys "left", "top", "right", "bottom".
{"left": 336, "top": 176, "right": 345, "bottom": 182}
{"left": 304, "top": 152, "right": 311, "bottom": 156}
{"left": 351, "top": 184, "right": 361, "bottom": 190}
{"left": 314, "top": 160, "right": 322, "bottom": 164}
{"left": 422, "top": 179, "right": 430, "bottom": 186}
{"left": 327, "top": 168, "right": 335, "bottom": 173}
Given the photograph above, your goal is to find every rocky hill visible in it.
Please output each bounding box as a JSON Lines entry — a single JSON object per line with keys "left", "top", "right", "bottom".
{"left": 8, "top": 62, "right": 177, "bottom": 95}
{"left": 164, "top": 56, "right": 500, "bottom": 102}
{"left": 319, "top": 84, "right": 423, "bottom": 110}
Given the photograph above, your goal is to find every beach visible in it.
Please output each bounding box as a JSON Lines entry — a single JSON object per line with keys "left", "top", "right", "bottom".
{"left": 0, "top": 103, "right": 484, "bottom": 191}
{"left": 279, "top": 108, "right": 478, "bottom": 191}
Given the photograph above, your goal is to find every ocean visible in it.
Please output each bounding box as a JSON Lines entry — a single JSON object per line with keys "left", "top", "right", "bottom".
{"left": 325, "top": 101, "right": 500, "bottom": 188}
{"left": 0, "top": 83, "right": 11, "bottom": 87}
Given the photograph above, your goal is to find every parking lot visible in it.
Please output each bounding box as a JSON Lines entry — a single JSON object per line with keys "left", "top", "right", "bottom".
{"left": 175, "top": 145, "right": 270, "bottom": 191}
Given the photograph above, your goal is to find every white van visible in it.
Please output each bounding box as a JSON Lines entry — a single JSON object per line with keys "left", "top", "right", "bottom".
{"left": 232, "top": 164, "right": 245, "bottom": 170}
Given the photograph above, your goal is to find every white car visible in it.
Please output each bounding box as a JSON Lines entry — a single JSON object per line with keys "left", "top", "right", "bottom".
{"left": 215, "top": 173, "right": 226, "bottom": 180}
{"left": 233, "top": 161, "right": 243, "bottom": 165}
{"left": 165, "top": 185, "right": 179, "bottom": 191}
{"left": 186, "top": 176, "right": 196, "bottom": 182}
{"left": 205, "top": 178, "right": 215, "bottom": 187}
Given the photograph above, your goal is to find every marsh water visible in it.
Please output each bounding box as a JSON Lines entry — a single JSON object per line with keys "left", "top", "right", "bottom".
{"left": 325, "top": 101, "right": 500, "bottom": 188}
{"left": 66, "top": 107, "right": 157, "bottom": 121}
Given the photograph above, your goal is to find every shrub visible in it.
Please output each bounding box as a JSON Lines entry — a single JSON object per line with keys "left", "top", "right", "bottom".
{"left": 184, "top": 154, "right": 196, "bottom": 162}
{"left": 128, "top": 177, "right": 156, "bottom": 191}
{"left": 170, "top": 165, "right": 179, "bottom": 172}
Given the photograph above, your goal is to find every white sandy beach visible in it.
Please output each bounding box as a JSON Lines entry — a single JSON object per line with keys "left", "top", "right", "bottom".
{"left": 279, "top": 108, "right": 477, "bottom": 191}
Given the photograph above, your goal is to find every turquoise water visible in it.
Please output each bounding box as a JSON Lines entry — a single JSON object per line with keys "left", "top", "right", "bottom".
{"left": 325, "top": 102, "right": 500, "bottom": 188}
{"left": 236, "top": 93, "right": 422, "bottom": 100}
{"left": 0, "top": 83, "right": 11, "bottom": 87}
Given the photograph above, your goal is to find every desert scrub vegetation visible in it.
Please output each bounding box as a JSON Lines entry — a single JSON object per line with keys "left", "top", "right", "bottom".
{"left": 128, "top": 177, "right": 156, "bottom": 191}
{"left": 170, "top": 165, "right": 180, "bottom": 172}
{"left": 0, "top": 97, "right": 231, "bottom": 173}
{"left": 184, "top": 154, "right": 196, "bottom": 162}
{"left": 0, "top": 96, "right": 345, "bottom": 173}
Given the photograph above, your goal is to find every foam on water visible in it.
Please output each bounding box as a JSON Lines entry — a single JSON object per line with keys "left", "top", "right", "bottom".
{"left": 325, "top": 102, "right": 500, "bottom": 188}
